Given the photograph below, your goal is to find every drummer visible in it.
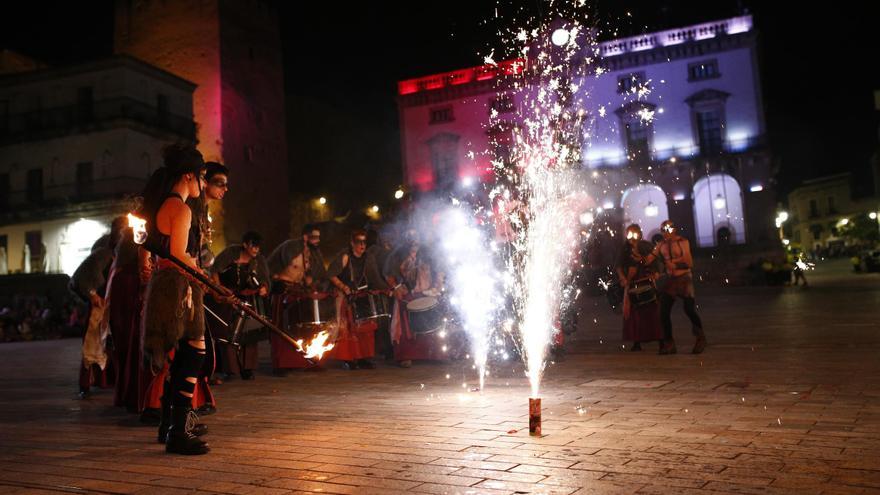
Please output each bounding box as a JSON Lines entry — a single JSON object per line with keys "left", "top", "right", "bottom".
{"left": 327, "top": 230, "right": 376, "bottom": 370}
{"left": 265, "top": 233, "right": 323, "bottom": 374}
{"left": 384, "top": 230, "right": 446, "bottom": 368}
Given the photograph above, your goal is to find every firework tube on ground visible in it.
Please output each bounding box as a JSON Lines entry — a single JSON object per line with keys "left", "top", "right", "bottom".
{"left": 529, "top": 397, "right": 542, "bottom": 436}
{"left": 127, "top": 213, "right": 321, "bottom": 363}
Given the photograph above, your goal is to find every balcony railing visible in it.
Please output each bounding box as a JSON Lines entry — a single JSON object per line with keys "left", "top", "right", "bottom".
{"left": 584, "top": 135, "right": 766, "bottom": 167}
{"left": 0, "top": 97, "right": 195, "bottom": 145}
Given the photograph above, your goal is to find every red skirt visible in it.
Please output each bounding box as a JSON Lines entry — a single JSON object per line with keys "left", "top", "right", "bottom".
{"left": 622, "top": 300, "right": 663, "bottom": 343}
{"left": 141, "top": 348, "right": 213, "bottom": 410}
{"left": 330, "top": 295, "right": 377, "bottom": 361}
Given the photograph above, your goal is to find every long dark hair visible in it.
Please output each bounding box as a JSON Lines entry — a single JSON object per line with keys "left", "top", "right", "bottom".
{"left": 140, "top": 143, "right": 205, "bottom": 234}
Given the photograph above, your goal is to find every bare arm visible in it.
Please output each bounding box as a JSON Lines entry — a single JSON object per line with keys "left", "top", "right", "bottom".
{"left": 168, "top": 202, "right": 198, "bottom": 270}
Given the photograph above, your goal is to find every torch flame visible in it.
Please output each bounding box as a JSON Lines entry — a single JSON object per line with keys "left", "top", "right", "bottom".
{"left": 127, "top": 213, "right": 148, "bottom": 245}
{"left": 295, "top": 330, "right": 335, "bottom": 360}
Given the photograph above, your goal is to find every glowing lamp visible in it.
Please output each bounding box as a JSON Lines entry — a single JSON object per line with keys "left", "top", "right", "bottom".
{"left": 839, "top": 218, "right": 849, "bottom": 226}
{"left": 644, "top": 202, "right": 659, "bottom": 217}
{"left": 394, "top": 188, "right": 404, "bottom": 200}
{"left": 673, "top": 193, "right": 686, "bottom": 201}
{"left": 461, "top": 176, "right": 474, "bottom": 188}
{"left": 778, "top": 211, "right": 789, "bottom": 223}
{"left": 782, "top": 239, "right": 790, "bottom": 246}
{"left": 750, "top": 184, "right": 763, "bottom": 192}
{"left": 713, "top": 194, "right": 726, "bottom": 210}
{"left": 371, "top": 205, "right": 380, "bottom": 213}
{"left": 870, "top": 212, "right": 878, "bottom": 220}
{"left": 602, "top": 201, "right": 614, "bottom": 210}
{"left": 318, "top": 197, "right": 327, "bottom": 205}
{"left": 551, "top": 28, "right": 570, "bottom": 46}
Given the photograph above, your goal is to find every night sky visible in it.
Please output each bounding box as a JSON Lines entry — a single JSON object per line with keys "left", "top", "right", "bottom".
{"left": 2, "top": 1, "right": 878, "bottom": 209}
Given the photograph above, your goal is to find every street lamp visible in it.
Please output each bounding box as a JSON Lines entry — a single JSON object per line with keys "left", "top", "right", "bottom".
{"left": 371, "top": 205, "right": 380, "bottom": 214}
{"left": 394, "top": 188, "right": 404, "bottom": 200}
{"left": 318, "top": 197, "right": 327, "bottom": 205}
{"left": 870, "top": 212, "right": 878, "bottom": 220}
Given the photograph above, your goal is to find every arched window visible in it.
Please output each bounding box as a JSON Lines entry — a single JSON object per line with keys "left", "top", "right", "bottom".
{"left": 692, "top": 174, "right": 745, "bottom": 247}
{"left": 621, "top": 183, "right": 668, "bottom": 239}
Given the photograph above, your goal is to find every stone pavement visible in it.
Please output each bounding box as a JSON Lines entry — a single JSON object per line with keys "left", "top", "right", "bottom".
{"left": 0, "top": 259, "right": 879, "bottom": 494}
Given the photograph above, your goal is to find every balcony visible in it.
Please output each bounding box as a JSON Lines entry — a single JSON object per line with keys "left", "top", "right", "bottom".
{"left": 0, "top": 97, "right": 195, "bottom": 145}
{"left": 584, "top": 134, "right": 767, "bottom": 167}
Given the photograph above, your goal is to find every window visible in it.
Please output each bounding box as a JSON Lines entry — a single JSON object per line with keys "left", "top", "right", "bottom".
{"left": 615, "top": 101, "right": 656, "bottom": 162}
{"left": 695, "top": 109, "right": 723, "bottom": 154}
{"left": 25, "top": 230, "right": 43, "bottom": 273}
{"left": 0, "top": 100, "right": 8, "bottom": 135}
{"left": 623, "top": 119, "right": 651, "bottom": 160}
{"left": 429, "top": 106, "right": 454, "bottom": 125}
{"left": 827, "top": 197, "right": 837, "bottom": 214}
{"left": 157, "top": 94, "right": 169, "bottom": 125}
{"left": 686, "top": 89, "right": 730, "bottom": 156}
{"left": 617, "top": 72, "right": 646, "bottom": 94}
{"left": 26, "top": 168, "right": 43, "bottom": 203}
{"left": 26, "top": 94, "right": 42, "bottom": 130}
{"left": 77, "top": 87, "right": 94, "bottom": 123}
{"left": 490, "top": 95, "right": 515, "bottom": 114}
{"left": 809, "top": 200, "right": 819, "bottom": 218}
{"left": 0, "top": 173, "right": 8, "bottom": 208}
{"left": 76, "top": 162, "right": 93, "bottom": 197}
{"left": 427, "top": 133, "right": 460, "bottom": 191}
{"left": 688, "top": 59, "right": 720, "bottom": 81}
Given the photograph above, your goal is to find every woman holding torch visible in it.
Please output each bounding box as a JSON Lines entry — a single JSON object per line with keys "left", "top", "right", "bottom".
{"left": 140, "top": 144, "right": 214, "bottom": 455}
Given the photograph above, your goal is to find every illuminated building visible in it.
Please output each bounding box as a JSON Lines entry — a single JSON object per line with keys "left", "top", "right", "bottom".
{"left": 398, "top": 15, "right": 776, "bottom": 248}
{"left": 0, "top": 55, "right": 196, "bottom": 275}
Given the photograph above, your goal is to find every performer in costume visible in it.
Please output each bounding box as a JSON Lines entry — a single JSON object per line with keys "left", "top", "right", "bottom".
{"left": 140, "top": 144, "right": 213, "bottom": 455}
{"left": 327, "top": 230, "right": 376, "bottom": 370}
{"left": 209, "top": 231, "right": 270, "bottom": 380}
{"left": 615, "top": 224, "right": 663, "bottom": 352}
{"left": 385, "top": 231, "right": 446, "bottom": 368}
{"left": 266, "top": 234, "right": 323, "bottom": 374}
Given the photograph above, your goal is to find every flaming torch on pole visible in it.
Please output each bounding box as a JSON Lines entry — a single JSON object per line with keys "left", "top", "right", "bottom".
{"left": 126, "top": 212, "right": 331, "bottom": 360}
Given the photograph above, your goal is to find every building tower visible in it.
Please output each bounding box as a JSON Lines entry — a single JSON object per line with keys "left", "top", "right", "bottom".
{"left": 114, "top": 0, "right": 290, "bottom": 251}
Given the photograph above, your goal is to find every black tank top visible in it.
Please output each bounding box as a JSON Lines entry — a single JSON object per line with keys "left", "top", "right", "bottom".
{"left": 339, "top": 250, "right": 367, "bottom": 290}
{"left": 151, "top": 193, "right": 199, "bottom": 259}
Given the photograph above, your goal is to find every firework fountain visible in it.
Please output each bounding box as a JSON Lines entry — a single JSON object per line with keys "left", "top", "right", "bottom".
{"left": 485, "top": 4, "right": 600, "bottom": 433}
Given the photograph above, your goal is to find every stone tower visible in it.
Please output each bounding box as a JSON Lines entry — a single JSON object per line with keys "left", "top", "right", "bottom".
{"left": 114, "top": 0, "right": 290, "bottom": 251}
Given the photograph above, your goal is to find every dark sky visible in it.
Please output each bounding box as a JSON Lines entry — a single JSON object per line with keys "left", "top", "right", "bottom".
{"left": 3, "top": 1, "right": 879, "bottom": 206}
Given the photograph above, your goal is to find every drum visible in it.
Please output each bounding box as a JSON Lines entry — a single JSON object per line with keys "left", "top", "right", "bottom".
{"left": 351, "top": 292, "right": 390, "bottom": 323}
{"left": 406, "top": 296, "right": 444, "bottom": 335}
{"left": 286, "top": 291, "right": 336, "bottom": 327}
{"left": 628, "top": 278, "right": 657, "bottom": 306}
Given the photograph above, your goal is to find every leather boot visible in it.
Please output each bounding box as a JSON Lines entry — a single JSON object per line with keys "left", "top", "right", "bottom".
{"left": 165, "top": 405, "right": 209, "bottom": 455}
{"left": 692, "top": 327, "right": 707, "bottom": 354}
{"left": 158, "top": 391, "right": 207, "bottom": 444}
